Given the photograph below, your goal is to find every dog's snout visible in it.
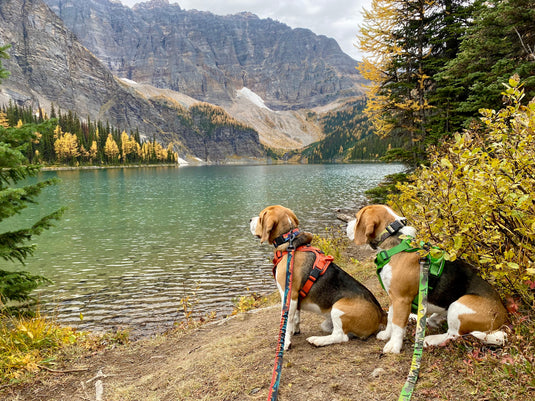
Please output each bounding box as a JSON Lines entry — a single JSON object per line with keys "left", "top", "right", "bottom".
{"left": 346, "top": 219, "right": 356, "bottom": 242}
{"left": 249, "top": 216, "right": 259, "bottom": 236}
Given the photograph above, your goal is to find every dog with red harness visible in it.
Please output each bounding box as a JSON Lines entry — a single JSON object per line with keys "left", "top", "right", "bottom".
{"left": 346, "top": 204, "right": 508, "bottom": 353}
{"left": 250, "top": 205, "right": 386, "bottom": 350}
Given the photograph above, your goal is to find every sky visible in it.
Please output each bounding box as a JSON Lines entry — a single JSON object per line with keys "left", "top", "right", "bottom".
{"left": 119, "top": 0, "right": 372, "bottom": 60}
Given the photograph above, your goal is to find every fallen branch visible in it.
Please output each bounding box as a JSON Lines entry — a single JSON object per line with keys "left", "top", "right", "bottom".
{"left": 37, "top": 365, "right": 89, "bottom": 374}
{"left": 336, "top": 212, "right": 354, "bottom": 223}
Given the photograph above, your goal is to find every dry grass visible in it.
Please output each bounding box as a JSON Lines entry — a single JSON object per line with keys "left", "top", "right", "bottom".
{"left": 1, "top": 235, "right": 533, "bottom": 400}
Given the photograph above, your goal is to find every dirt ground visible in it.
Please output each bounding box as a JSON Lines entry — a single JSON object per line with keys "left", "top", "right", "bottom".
{"left": 1, "top": 242, "right": 529, "bottom": 401}
{"left": 0, "top": 275, "right": 468, "bottom": 401}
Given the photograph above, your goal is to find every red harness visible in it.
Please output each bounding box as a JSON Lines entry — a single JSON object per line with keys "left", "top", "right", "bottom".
{"left": 272, "top": 245, "right": 334, "bottom": 301}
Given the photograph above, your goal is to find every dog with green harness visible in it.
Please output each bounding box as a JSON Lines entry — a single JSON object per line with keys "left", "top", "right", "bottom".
{"left": 347, "top": 204, "right": 508, "bottom": 354}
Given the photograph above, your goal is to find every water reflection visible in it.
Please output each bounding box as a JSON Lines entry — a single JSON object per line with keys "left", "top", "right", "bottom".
{"left": 3, "top": 164, "right": 404, "bottom": 336}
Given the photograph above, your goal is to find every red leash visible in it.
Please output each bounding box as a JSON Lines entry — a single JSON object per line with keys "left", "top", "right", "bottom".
{"left": 267, "top": 245, "right": 295, "bottom": 401}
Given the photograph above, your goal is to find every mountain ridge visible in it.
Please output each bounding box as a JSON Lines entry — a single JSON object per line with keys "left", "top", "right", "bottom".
{"left": 44, "top": 0, "right": 365, "bottom": 110}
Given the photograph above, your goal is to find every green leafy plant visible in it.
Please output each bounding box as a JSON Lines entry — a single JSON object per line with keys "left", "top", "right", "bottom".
{"left": 231, "top": 290, "right": 267, "bottom": 316}
{"left": 391, "top": 76, "right": 535, "bottom": 306}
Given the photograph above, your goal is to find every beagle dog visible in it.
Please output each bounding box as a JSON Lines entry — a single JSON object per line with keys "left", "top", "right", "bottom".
{"left": 347, "top": 204, "right": 508, "bottom": 353}
{"left": 250, "top": 205, "right": 386, "bottom": 350}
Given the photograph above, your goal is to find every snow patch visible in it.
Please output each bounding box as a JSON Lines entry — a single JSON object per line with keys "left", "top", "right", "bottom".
{"left": 236, "top": 87, "right": 271, "bottom": 111}
{"left": 177, "top": 157, "right": 189, "bottom": 165}
{"left": 119, "top": 77, "right": 138, "bottom": 85}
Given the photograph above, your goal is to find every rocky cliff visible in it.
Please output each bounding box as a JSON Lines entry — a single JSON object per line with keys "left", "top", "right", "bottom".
{"left": 44, "top": 0, "right": 365, "bottom": 110}
{"left": 0, "top": 0, "right": 263, "bottom": 162}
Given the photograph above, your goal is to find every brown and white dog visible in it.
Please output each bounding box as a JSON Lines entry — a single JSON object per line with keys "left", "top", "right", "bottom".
{"left": 346, "top": 204, "right": 508, "bottom": 353}
{"left": 250, "top": 205, "right": 386, "bottom": 350}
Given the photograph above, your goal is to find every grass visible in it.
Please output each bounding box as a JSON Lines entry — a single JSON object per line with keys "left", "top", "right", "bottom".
{"left": 1, "top": 227, "right": 533, "bottom": 399}
{"left": 0, "top": 310, "right": 130, "bottom": 385}
{"left": 0, "top": 311, "right": 82, "bottom": 383}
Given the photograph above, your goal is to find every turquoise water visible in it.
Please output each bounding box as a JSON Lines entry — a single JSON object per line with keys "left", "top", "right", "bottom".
{"left": 3, "top": 164, "right": 404, "bottom": 335}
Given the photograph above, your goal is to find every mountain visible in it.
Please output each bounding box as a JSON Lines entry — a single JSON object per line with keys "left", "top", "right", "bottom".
{"left": 0, "top": 0, "right": 263, "bottom": 162}
{"left": 43, "top": 0, "right": 365, "bottom": 110}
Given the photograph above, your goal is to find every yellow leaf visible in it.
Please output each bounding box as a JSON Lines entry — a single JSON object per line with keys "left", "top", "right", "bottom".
{"left": 440, "top": 158, "right": 453, "bottom": 169}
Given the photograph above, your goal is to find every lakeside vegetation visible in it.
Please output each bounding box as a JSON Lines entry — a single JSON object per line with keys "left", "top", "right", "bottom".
{"left": 1, "top": 1, "right": 535, "bottom": 396}
{"left": 0, "top": 102, "right": 179, "bottom": 166}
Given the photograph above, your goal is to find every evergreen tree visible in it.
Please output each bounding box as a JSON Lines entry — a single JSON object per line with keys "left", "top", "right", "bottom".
{"left": 0, "top": 46, "right": 64, "bottom": 308}
{"left": 358, "top": 0, "right": 474, "bottom": 165}
{"left": 438, "top": 0, "right": 535, "bottom": 128}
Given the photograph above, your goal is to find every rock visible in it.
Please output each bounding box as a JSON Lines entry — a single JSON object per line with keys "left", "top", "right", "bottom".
{"left": 371, "top": 367, "right": 386, "bottom": 378}
{"left": 44, "top": 0, "right": 366, "bottom": 110}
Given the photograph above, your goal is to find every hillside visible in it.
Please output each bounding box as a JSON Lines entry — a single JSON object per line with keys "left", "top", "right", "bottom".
{"left": 0, "top": 0, "right": 264, "bottom": 162}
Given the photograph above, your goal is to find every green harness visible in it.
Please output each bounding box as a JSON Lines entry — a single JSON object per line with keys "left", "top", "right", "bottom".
{"left": 374, "top": 238, "right": 446, "bottom": 312}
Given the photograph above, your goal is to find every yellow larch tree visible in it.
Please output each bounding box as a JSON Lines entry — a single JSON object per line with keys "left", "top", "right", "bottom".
{"left": 120, "top": 131, "right": 140, "bottom": 163}
{"left": 104, "top": 133, "right": 120, "bottom": 163}
{"left": 0, "top": 111, "right": 8, "bottom": 128}
{"left": 53, "top": 126, "right": 80, "bottom": 165}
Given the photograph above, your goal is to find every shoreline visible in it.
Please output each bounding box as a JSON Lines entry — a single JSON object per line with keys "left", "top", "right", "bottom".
{"left": 39, "top": 159, "right": 391, "bottom": 172}
{"left": 40, "top": 163, "right": 180, "bottom": 171}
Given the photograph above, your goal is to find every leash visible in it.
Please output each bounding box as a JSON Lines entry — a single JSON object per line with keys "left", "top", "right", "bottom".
{"left": 267, "top": 241, "right": 295, "bottom": 401}
{"left": 398, "top": 255, "right": 430, "bottom": 401}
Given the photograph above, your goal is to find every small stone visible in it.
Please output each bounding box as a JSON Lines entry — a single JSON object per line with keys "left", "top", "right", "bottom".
{"left": 371, "top": 367, "right": 386, "bottom": 378}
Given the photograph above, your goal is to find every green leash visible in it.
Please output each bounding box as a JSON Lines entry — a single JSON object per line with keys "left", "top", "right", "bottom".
{"left": 398, "top": 256, "right": 430, "bottom": 401}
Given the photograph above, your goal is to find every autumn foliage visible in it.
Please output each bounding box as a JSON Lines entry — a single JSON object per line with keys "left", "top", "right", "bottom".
{"left": 391, "top": 78, "right": 535, "bottom": 306}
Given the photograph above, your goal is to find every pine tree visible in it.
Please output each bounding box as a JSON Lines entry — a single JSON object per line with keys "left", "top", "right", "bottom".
{"left": 438, "top": 0, "right": 535, "bottom": 127}
{"left": 0, "top": 45, "right": 64, "bottom": 308}
{"left": 358, "top": 0, "right": 474, "bottom": 165}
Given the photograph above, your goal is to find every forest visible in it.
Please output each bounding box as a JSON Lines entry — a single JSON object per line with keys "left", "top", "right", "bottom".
{"left": 358, "top": 0, "right": 534, "bottom": 166}
{"left": 0, "top": 102, "right": 178, "bottom": 166}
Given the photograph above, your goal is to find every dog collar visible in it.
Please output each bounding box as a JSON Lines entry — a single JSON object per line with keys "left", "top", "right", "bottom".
{"left": 272, "top": 228, "right": 300, "bottom": 248}
{"left": 371, "top": 218, "right": 407, "bottom": 249}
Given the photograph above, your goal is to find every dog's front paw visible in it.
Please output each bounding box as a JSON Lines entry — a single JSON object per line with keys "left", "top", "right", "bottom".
{"left": 283, "top": 340, "right": 292, "bottom": 351}
{"left": 382, "top": 338, "right": 402, "bottom": 353}
{"left": 376, "top": 329, "right": 391, "bottom": 341}
{"left": 307, "top": 334, "right": 349, "bottom": 347}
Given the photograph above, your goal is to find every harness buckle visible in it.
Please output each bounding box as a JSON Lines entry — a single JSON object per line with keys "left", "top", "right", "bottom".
{"left": 386, "top": 219, "right": 405, "bottom": 234}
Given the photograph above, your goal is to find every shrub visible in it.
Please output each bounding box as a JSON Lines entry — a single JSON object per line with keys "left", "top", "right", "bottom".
{"left": 391, "top": 77, "right": 535, "bottom": 306}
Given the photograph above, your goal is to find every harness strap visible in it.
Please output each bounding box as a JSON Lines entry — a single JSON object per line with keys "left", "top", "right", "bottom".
{"left": 374, "top": 237, "right": 446, "bottom": 312}
{"left": 375, "top": 239, "right": 418, "bottom": 291}
{"left": 273, "top": 245, "right": 333, "bottom": 301}
{"left": 296, "top": 245, "right": 333, "bottom": 300}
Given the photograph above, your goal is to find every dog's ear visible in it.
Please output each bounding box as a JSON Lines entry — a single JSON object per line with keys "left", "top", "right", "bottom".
{"left": 353, "top": 207, "right": 377, "bottom": 244}
{"left": 259, "top": 211, "right": 274, "bottom": 244}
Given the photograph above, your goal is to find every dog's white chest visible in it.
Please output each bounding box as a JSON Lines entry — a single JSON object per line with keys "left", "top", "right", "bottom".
{"left": 379, "top": 263, "right": 393, "bottom": 292}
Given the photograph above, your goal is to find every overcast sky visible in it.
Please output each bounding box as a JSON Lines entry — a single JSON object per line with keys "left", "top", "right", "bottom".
{"left": 119, "top": 0, "right": 372, "bottom": 60}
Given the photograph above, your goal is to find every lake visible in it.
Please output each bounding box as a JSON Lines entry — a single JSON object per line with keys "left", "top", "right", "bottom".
{"left": 3, "top": 163, "right": 404, "bottom": 336}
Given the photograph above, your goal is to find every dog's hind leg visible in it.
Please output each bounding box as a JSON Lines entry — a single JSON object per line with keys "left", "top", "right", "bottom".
{"left": 306, "top": 308, "right": 349, "bottom": 347}
{"left": 320, "top": 315, "right": 333, "bottom": 333}
{"left": 425, "top": 296, "right": 507, "bottom": 347}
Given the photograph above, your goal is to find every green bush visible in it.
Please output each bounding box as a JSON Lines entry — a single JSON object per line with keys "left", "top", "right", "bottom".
{"left": 391, "top": 77, "right": 535, "bottom": 306}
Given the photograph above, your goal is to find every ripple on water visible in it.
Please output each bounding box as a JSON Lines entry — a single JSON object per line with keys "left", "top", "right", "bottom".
{"left": 7, "top": 164, "right": 404, "bottom": 336}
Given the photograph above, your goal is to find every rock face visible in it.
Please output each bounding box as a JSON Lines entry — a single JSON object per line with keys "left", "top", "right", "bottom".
{"left": 0, "top": 0, "right": 263, "bottom": 162}
{"left": 44, "top": 0, "right": 365, "bottom": 110}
